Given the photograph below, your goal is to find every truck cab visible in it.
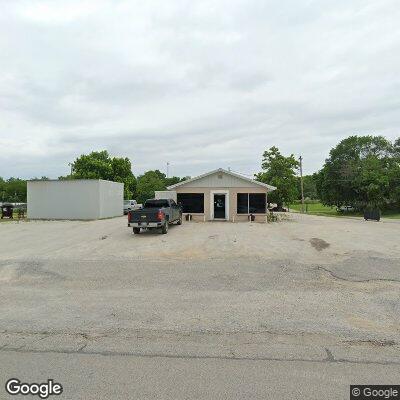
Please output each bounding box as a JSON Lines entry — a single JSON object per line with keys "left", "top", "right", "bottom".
{"left": 124, "top": 200, "right": 141, "bottom": 214}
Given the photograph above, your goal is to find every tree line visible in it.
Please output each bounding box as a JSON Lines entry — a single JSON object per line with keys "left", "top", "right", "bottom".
{"left": 56, "top": 150, "right": 188, "bottom": 204}
{"left": 0, "top": 177, "right": 29, "bottom": 203}
{"left": 0, "top": 151, "right": 186, "bottom": 204}
{"left": 256, "top": 135, "right": 400, "bottom": 211}
{"left": 2, "top": 135, "right": 399, "bottom": 212}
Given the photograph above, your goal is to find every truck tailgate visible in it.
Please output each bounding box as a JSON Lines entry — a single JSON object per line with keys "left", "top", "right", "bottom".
{"left": 129, "top": 209, "right": 159, "bottom": 223}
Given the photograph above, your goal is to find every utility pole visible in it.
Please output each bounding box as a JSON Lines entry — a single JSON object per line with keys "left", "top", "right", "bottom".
{"left": 299, "top": 155, "right": 305, "bottom": 213}
{"left": 166, "top": 162, "right": 170, "bottom": 178}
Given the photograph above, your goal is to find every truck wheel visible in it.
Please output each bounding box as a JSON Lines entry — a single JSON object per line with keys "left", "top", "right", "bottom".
{"left": 161, "top": 222, "right": 169, "bottom": 234}
{"left": 177, "top": 214, "right": 182, "bottom": 225}
{"left": 133, "top": 228, "right": 141, "bottom": 234}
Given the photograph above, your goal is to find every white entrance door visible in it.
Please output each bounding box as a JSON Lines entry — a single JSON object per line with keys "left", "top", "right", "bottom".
{"left": 210, "top": 190, "right": 229, "bottom": 220}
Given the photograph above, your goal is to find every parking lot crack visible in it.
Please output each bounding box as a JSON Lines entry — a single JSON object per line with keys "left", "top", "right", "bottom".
{"left": 325, "top": 348, "right": 334, "bottom": 362}
{"left": 316, "top": 265, "right": 400, "bottom": 283}
{"left": 1, "top": 347, "right": 400, "bottom": 366}
{"left": 78, "top": 343, "right": 88, "bottom": 352}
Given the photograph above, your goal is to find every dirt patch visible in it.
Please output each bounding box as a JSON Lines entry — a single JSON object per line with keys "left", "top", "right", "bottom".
{"left": 345, "top": 315, "right": 397, "bottom": 333}
{"left": 0, "top": 261, "right": 65, "bottom": 284}
{"left": 310, "top": 238, "right": 330, "bottom": 251}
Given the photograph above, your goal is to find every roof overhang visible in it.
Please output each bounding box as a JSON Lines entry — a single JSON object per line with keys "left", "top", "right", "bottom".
{"left": 167, "top": 168, "right": 276, "bottom": 191}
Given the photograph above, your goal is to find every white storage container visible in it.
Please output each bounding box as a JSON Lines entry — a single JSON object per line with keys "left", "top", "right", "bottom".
{"left": 27, "top": 179, "right": 123, "bottom": 220}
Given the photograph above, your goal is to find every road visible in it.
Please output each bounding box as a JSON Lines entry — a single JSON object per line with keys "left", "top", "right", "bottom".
{"left": 1, "top": 350, "right": 400, "bottom": 400}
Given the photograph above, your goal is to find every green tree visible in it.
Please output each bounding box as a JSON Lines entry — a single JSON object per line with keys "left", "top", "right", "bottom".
{"left": 134, "top": 171, "right": 187, "bottom": 203}
{"left": 394, "top": 137, "right": 400, "bottom": 153}
{"left": 296, "top": 175, "right": 318, "bottom": 200}
{"left": 66, "top": 150, "right": 136, "bottom": 199}
{"left": 255, "top": 146, "right": 299, "bottom": 208}
{"left": 1, "top": 178, "right": 27, "bottom": 202}
{"left": 0, "top": 177, "right": 5, "bottom": 202}
{"left": 165, "top": 176, "right": 187, "bottom": 187}
{"left": 71, "top": 151, "right": 113, "bottom": 179}
{"left": 135, "top": 170, "right": 167, "bottom": 203}
{"left": 315, "top": 135, "right": 400, "bottom": 210}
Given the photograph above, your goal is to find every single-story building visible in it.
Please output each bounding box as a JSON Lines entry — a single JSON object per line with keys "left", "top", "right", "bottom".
{"left": 27, "top": 179, "right": 123, "bottom": 220}
{"left": 166, "top": 168, "right": 276, "bottom": 222}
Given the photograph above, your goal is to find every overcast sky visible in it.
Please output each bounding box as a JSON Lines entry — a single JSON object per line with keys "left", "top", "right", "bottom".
{"left": 0, "top": 0, "right": 399, "bottom": 179}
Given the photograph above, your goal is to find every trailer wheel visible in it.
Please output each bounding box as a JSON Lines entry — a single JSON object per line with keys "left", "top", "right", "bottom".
{"left": 133, "top": 228, "right": 141, "bottom": 234}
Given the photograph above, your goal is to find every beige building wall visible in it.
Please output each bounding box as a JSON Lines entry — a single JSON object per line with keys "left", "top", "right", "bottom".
{"left": 174, "top": 186, "right": 269, "bottom": 222}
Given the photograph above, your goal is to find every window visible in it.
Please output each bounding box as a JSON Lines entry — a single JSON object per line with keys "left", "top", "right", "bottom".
{"left": 249, "top": 194, "right": 266, "bottom": 213}
{"left": 236, "top": 193, "right": 266, "bottom": 214}
{"left": 237, "top": 193, "right": 248, "bottom": 214}
{"left": 145, "top": 199, "right": 169, "bottom": 208}
{"left": 177, "top": 193, "right": 204, "bottom": 213}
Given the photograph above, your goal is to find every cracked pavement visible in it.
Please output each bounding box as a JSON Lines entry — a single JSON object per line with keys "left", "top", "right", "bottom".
{"left": 0, "top": 215, "right": 399, "bottom": 399}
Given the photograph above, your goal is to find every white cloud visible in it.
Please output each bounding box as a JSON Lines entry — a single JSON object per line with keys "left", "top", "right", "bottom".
{"left": 12, "top": 0, "right": 105, "bottom": 24}
{"left": 0, "top": 0, "right": 399, "bottom": 178}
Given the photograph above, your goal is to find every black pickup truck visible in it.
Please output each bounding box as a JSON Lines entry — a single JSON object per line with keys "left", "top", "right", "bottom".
{"left": 128, "top": 198, "right": 182, "bottom": 234}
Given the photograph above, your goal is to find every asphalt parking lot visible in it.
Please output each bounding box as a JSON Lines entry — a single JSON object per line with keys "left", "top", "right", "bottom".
{"left": 0, "top": 215, "right": 399, "bottom": 399}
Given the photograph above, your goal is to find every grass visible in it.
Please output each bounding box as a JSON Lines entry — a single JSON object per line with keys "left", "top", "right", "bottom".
{"left": 380, "top": 210, "right": 400, "bottom": 219}
{"left": 290, "top": 203, "right": 339, "bottom": 216}
{"left": 289, "top": 202, "right": 400, "bottom": 219}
